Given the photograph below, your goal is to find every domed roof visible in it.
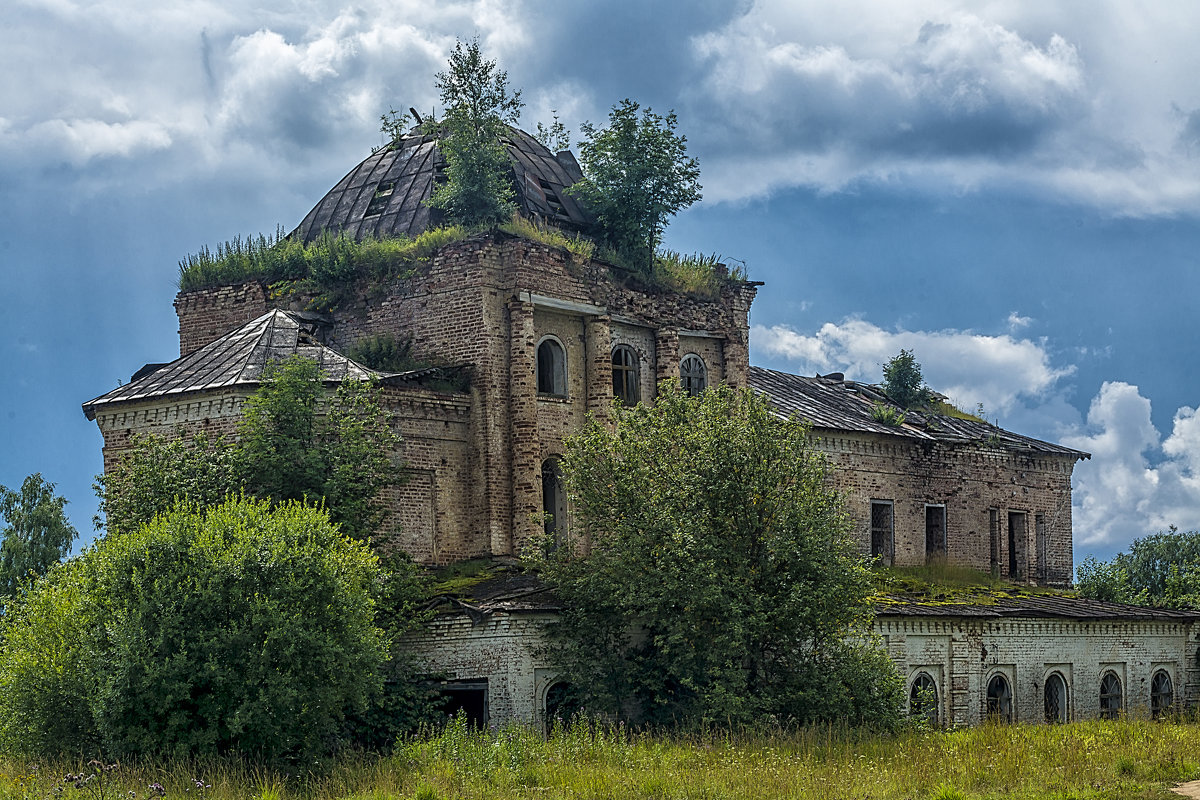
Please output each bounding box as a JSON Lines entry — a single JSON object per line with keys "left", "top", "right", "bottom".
{"left": 292, "top": 126, "right": 592, "bottom": 243}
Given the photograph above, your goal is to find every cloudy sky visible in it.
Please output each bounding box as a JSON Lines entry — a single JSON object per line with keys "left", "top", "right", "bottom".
{"left": 2, "top": 0, "right": 1198, "bottom": 564}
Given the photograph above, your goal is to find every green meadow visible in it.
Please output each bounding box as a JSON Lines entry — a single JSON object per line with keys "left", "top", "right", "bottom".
{"left": 2, "top": 717, "right": 1197, "bottom": 800}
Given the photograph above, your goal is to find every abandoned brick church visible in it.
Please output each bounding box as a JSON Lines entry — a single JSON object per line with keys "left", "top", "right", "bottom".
{"left": 84, "top": 126, "right": 1199, "bottom": 729}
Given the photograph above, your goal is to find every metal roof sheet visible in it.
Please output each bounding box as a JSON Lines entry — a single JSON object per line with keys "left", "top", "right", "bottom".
{"left": 82, "top": 310, "right": 378, "bottom": 419}
{"left": 876, "top": 594, "right": 1200, "bottom": 622}
{"left": 748, "top": 366, "right": 1089, "bottom": 459}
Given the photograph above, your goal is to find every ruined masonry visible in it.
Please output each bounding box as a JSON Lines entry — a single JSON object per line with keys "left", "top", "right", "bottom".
{"left": 84, "top": 126, "right": 1200, "bottom": 729}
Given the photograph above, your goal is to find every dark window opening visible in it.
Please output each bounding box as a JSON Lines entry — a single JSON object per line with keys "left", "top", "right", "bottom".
{"left": 1035, "top": 513, "right": 1048, "bottom": 583}
{"left": 1008, "top": 511, "right": 1027, "bottom": 580}
{"left": 871, "top": 500, "right": 894, "bottom": 565}
{"left": 436, "top": 679, "right": 489, "bottom": 728}
{"left": 909, "top": 672, "right": 938, "bottom": 726}
{"left": 542, "top": 457, "right": 566, "bottom": 545}
{"left": 537, "top": 177, "right": 570, "bottom": 221}
{"left": 680, "top": 354, "right": 707, "bottom": 396}
{"left": 543, "top": 681, "right": 580, "bottom": 731}
{"left": 1099, "top": 671, "right": 1122, "bottom": 720}
{"left": 612, "top": 345, "right": 640, "bottom": 405}
{"left": 925, "top": 505, "right": 946, "bottom": 561}
{"left": 1044, "top": 672, "right": 1068, "bottom": 723}
{"left": 1151, "top": 670, "right": 1173, "bottom": 719}
{"left": 986, "top": 674, "right": 1013, "bottom": 723}
{"left": 537, "top": 338, "right": 567, "bottom": 397}
{"left": 989, "top": 508, "right": 1000, "bottom": 578}
{"left": 365, "top": 181, "right": 396, "bottom": 218}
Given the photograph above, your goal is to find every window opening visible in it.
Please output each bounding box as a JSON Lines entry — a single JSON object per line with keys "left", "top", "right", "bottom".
{"left": 612, "top": 345, "right": 640, "bottom": 405}
{"left": 989, "top": 508, "right": 1000, "bottom": 577}
{"left": 1044, "top": 672, "right": 1068, "bottom": 723}
{"left": 435, "top": 679, "right": 489, "bottom": 728}
{"left": 365, "top": 181, "right": 395, "bottom": 218}
{"left": 1151, "top": 670, "right": 1174, "bottom": 719}
{"left": 537, "top": 338, "right": 567, "bottom": 397}
{"left": 925, "top": 505, "right": 947, "bottom": 561}
{"left": 1035, "top": 513, "right": 1048, "bottom": 582}
{"left": 1008, "top": 511, "right": 1027, "bottom": 579}
{"left": 542, "top": 457, "right": 567, "bottom": 545}
{"left": 871, "top": 500, "right": 894, "bottom": 565}
{"left": 1099, "top": 671, "right": 1122, "bottom": 720}
{"left": 909, "top": 672, "right": 938, "bottom": 726}
{"left": 543, "top": 681, "right": 579, "bottom": 731}
{"left": 986, "top": 674, "right": 1013, "bottom": 722}
{"left": 680, "top": 354, "right": 707, "bottom": 396}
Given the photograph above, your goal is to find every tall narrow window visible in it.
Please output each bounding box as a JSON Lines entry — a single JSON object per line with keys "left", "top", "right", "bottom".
{"left": 1151, "top": 670, "right": 1174, "bottom": 719}
{"left": 1008, "top": 512, "right": 1027, "bottom": 579}
{"left": 1044, "top": 673, "right": 1068, "bottom": 723}
{"left": 611, "top": 345, "right": 640, "bottom": 405}
{"left": 871, "top": 500, "right": 894, "bottom": 565}
{"left": 1035, "top": 513, "right": 1048, "bottom": 583}
{"left": 537, "top": 337, "right": 567, "bottom": 397}
{"left": 989, "top": 508, "right": 1000, "bottom": 577}
{"left": 1099, "top": 671, "right": 1122, "bottom": 719}
{"left": 909, "top": 672, "right": 938, "bottom": 726}
{"left": 986, "top": 674, "right": 1013, "bottom": 722}
{"left": 542, "top": 457, "right": 567, "bottom": 544}
{"left": 364, "top": 181, "right": 395, "bottom": 217}
{"left": 925, "top": 505, "right": 946, "bottom": 561}
{"left": 680, "top": 354, "right": 707, "bottom": 396}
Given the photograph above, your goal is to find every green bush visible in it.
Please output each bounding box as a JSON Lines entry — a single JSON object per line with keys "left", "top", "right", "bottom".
{"left": 0, "top": 497, "right": 387, "bottom": 761}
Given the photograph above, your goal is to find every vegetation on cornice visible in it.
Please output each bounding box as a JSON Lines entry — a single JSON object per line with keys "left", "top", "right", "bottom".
{"left": 179, "top": 220, "right": 745, "bottom": 306}
{"left": 870, "top": 561, "right": 1075, "bottom": 608}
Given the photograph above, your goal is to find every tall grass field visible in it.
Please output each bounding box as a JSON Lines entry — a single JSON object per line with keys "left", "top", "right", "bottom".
{"left": 2, "top": 717, "right": 1196, "bottom": 800}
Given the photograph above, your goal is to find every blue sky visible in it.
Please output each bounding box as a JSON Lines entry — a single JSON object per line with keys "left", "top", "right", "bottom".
{"left": 2, "top": 0, "right": 1198, "bottom": 563}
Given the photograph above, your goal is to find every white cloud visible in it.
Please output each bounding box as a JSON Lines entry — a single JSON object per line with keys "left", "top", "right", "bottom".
{"left": 687, "top": 2, "right": 1200, "bottom": 215}
{"left": 1064, "top": 384, "right": 1200, "bottom": 548}
{"left": 752, "top": 317, "right": 1072, "bottom": 415}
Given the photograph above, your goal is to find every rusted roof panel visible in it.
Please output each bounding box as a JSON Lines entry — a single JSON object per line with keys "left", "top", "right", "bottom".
{"left": 748, "top": 366, "right": 1089, "bottom": 459}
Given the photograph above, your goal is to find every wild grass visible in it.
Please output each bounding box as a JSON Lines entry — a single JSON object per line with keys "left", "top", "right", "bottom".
{"left": 1, "top": 718, "right": 1196, "bottom": 799}
{"left": 498, "top": 215, "right": 595, "bottom": 264}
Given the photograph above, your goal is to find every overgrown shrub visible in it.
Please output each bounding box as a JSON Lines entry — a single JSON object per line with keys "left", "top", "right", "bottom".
{"left": 0, "top": 497, "right": 387, "bottom": 761}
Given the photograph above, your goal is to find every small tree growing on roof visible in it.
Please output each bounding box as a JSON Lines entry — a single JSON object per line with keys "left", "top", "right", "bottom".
{"left": 882, "top": 349, "right": 931, "bottom": 409}
{"left": 424, "top": 38, "right": 524, "bottom": 228}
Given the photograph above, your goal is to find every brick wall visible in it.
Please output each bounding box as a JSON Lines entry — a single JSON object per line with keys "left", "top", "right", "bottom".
{"left": 174, "top": 282, "right": 269, "bottom": 357}
{"left": 878, "top": 615, "right": 1200, "bottom": 726}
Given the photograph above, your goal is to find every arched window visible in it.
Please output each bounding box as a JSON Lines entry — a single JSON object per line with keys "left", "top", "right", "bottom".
{"left": 909, "top": 672, "right": 938, "bottom": 726}
{"left": 543, "top": 681, "right": 578, "bottom": 732}
{"left": 1044, "top": 672, "right": 1068, "bottom": 723}
{"left": 1099, "top": 671, "right": 1122, "bottom": 719}
{"left": 537, "top": 337, "right": 567, "bottom": 397}
{"left": 680, "top": 353, "right": 707, "bottom": 396}
{"left": 542, "top": 457, "right": 566, "bottom": 543}
{"left": 1151, "top": 670, "right": 1174, "bottom": 719}
{"left": 986, "top": 674, "right": 1013, "bottom": 723}
{"left": 611, "top": 345, "right": 640, "bottom": 405}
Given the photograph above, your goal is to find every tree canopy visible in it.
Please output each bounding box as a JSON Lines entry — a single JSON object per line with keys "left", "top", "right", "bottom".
{"left": 0, "top": 474, "right": 77, "bottom": 598}
{"left": 569, "top": 100, "right": 702, "bottom": 270}
{"left": 536, "top": 383, "right": 902, "bottom": 729}
{"left": 423, "top": 38, "right": 523, "bottom": 228}
{"left": 881, "top": 349, "right": 931, "bottom": 409}
{"left": 0, "top": 497, "right": 387, "bottom": 761}
{"left": 1077, "top": 527, "right": 1200, "bottom": 609}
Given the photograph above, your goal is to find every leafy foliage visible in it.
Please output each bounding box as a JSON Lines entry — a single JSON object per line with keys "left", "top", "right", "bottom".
{"left": 178, "top": 228, "right": 464, "bottom": 295}
{"left": 570, "top": 99, "right": 702, "bottom": 271}
{"left": 869, "top": 402, "right": 907, "bottom": 427}
{"left": 0, "top": 497, "right": 387, "bottom": 761}
{"left": 536, "top": 383, "right": 902, "bottom": 729}
{"left": 94, "top": 430, "right": 237, "bottom": 535}
{"left": 1076, "top": 526, "right": 1200, "bottom": 608}
{"left": 0, "top": 474, "right": 78, "bottom": 597}
{"left": 534, "top": 111, "right": 571, "bottom": 153}
{"left": 237, "top": 356, "right": 403, "bottom": 542}
{"left": 881, "top": 350, "right": 931, "bottom": 409}
{"left": 425, "top": 38, "right": 523, "bottom": 228}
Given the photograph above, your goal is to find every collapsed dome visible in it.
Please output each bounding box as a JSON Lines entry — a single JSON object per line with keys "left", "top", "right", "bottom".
{"left": 292, "top": 126, "right": 592, "bottom": 244}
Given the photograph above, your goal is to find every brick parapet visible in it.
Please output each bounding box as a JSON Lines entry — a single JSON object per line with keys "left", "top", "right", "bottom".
{"left": 174, "top": 281, "right": 269, "bottom": 357}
